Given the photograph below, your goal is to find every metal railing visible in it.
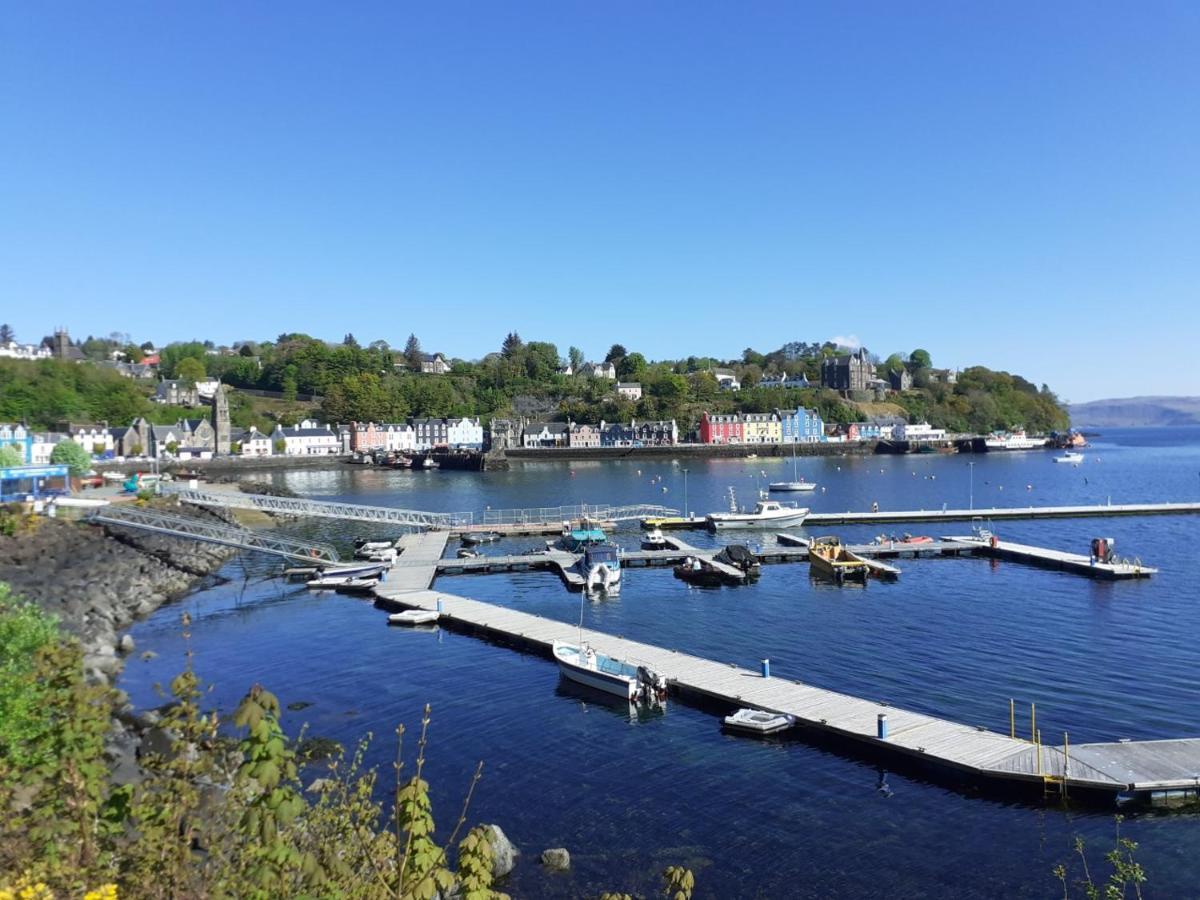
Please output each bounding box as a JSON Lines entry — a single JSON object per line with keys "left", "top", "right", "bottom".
{"left": 163, "top": 485, "right": 473, "bottom": 529}
{"left": 89, "top": 505, "right": 340, "bottom": 563}
{"left": 480, "top": 503, "right": 678, "bottom": 526}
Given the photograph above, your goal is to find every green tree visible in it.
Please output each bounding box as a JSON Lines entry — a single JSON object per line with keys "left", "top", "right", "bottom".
{"left": 617, "top": 352, "right": 647, "bottom": 382}
{"left": 568, "top": 346, "right": 585, "bottom": 373}
{"left": 49, "top": 440, "right": 91, "bottom": 476}
{"left": 0, "top": 324, "right": 14, "bottom": 344}
{"left": 0, "top": 445, "right": 24, "bottom": 467}
{"left": 343, "top": 333, "right": 359, "bottom": 348}
{"left": 176, "top": 356, "right": 206, "bottom": 387}
{"left": 909, "top": 348, "right": 932, "bottom": 370}
{"left": 501, "top": 332, "right": 524, "bottom": 358}
{"left": 605, "top": 344, "right": 627, "bottom": 363}
{"left": 404, "top": 334, "right": 423, "bottom": 370}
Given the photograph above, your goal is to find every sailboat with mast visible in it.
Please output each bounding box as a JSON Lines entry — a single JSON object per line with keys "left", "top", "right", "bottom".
{"left": 769, "top": 441, "right": 817, "bottom": 492}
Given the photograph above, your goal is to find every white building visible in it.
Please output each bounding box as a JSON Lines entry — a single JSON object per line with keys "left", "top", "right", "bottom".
{"left": 616, "top": 382, "right": 642, "bottom": 401}
{"left": 272, "top": 422, "right": 342, "bottom": 456}
{"left": 71, "top": 425, "right": 113, "bottom": 456}
{"left": 385, "top": 423, "right": 417, "bottom": 453}
{"left": 0, "top": 341, "right": 52, "bottom": 361}
{"left": 195, "top": 379, "right": 222, "bottom": 401}
{"left": 31, "top": 432, "right": 69, "bottom": 465}
{"left": 446, "top": 417, "right": 484, "bottom": 449}
{"left": 892, "top": 422, "right": 947, "bottom": 442}
{"left": 582, "top": 361, "right": 617, "bottom": 379}
{"left": 714, "top": 369, "right": 741, "bottom": 392}
{"left": 240, "top": 427, "right": 273, "bottom": 457}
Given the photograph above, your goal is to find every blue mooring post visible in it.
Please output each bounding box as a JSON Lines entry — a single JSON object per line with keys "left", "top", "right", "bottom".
{"left": 877, "top": 713, "right": 889, "bottom": 740}
{"left": 436, "top": 597, "right": 444, "bottom": 613}
{"left": 760, "top": 658, "right": 770, "bottom": 678}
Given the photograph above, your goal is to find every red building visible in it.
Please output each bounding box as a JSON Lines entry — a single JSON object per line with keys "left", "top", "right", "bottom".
{"left": 699, "top": 412, "right": 743, "bottom": 444}
{"left": 349, "top": 422, "right": 387, "bottom": 453}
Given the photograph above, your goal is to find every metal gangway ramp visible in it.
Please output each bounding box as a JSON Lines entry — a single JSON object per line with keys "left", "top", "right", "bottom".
{"left": 164, "top": 485, "right": 471, "bottom": 530}
{"left": 89, "top": 505, "right": 340, "bottom": 563}
{"left": 480, "top": 502, "right": 678, "bottom": 526}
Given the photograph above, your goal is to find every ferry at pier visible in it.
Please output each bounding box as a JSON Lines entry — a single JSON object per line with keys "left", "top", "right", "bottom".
{"left": 984, "top": 429, "right": 1048, "bottom": 451}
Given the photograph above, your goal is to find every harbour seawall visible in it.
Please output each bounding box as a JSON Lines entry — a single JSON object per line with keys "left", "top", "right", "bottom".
{"left": 503, "top": 441, "right": 878, "bottom": 462}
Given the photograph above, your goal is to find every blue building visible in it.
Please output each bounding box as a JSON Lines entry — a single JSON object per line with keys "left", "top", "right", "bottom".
{"left": 776, "top": 407, "right": 825, "bottom": 444}
{"left": 0, "top": 464, "right": 70, "bottom": 502}
{"left": 0, "top": 423, "right": 33, "bottom": 463}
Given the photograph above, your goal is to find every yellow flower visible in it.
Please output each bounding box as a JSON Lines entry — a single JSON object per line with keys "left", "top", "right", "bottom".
{"left": 83, "top": 887, "right": 118, "bottom": 900}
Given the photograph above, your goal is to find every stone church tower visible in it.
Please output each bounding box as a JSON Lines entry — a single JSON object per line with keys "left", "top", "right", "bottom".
{"left": 212, "top": 383, "right": 231, "bottom": 455}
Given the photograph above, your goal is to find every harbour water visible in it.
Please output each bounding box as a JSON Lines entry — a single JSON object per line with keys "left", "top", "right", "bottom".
{"left": 118, "top": 428, "right": 1200, "bottom": 897}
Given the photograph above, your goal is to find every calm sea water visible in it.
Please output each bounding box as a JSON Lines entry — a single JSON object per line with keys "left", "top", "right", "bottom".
{"left": 119, "top": 428, "right": 1200, "bottom": 897}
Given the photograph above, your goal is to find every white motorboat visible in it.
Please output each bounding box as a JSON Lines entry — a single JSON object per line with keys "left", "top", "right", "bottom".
{"left": 356, "top": 547, "right": 398, "bottom": 563}
{"left": 984, "top": 429, "right": 1047, "bottom": 451}
{"left": 641, "top": 527, "right": 667, "bottom": 549}
{"left": 578, "top": 544, "right": 622, "bottom": 595}
{"left": 707, "top": 488, "right": 809, "bottom": 530}
{"left": 723, "top": 708, "right": 796, "bottom": 735}
{"left": 388, "top": 609, "right": 440, "bottom": 626}
{"left": 306, "top": 574, "right": 362, "bottom": 590}
{"left": 1054, "top": 451, "right": 1085, "bottom": 464}
{"left": 770, "top": 443, "right": 818, "bottom": 492}
{"left": 353, "top": 538, "right": 394, "bottom": 552}
{"left": 552, "top": 640, "right": 666, "bottom": 702}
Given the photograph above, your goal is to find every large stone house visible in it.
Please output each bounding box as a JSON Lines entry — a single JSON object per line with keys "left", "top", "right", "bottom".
{"left": 820, "top": 347, "right": 874, "bottom": 393}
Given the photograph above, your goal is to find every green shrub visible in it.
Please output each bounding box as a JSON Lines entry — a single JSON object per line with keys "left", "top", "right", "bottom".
{"left": 0, "top": 584, "right": 60, "bottom": 768}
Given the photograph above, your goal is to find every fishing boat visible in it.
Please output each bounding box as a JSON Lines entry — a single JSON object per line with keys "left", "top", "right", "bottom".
{"left": 770, "top": 443, "right": 818, "bottom": 492}
{"left": 1054, "top": 451, "right": 1085, "bottom": 465}
{"left": 641, "top": 527, "right": 668, "bottom": 549}
{"left": 723, "top": 708, "right": 796, "bottom": 735}
{"left": 707, "top": 488, "right": 808, "bottom": 530}
{"left": 461, "top": 531, "right": 502, "bottom": 546}
{"left": 808, "top": 536, "right": 869, "bottom": 584}
{"left": 388, "top": 609, "right": 440, "bottom": 626}
{"left": 552, "top": 640, "right": 667, "bottom": 703}
{"left": 578, "top": 544, "right": 622, "bottom": 594}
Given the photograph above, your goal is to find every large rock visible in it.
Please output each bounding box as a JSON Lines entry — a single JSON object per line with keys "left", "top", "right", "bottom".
{"left": 540, "top": 847, "right": 570, "bottom": 871}
{"left": 485, "top": 824, "right": 518, "bottom": 877}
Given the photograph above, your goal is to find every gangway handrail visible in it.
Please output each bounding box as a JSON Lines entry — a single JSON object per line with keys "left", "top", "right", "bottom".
{"left": 161, "top": 484, "right": 473, "bottom": 529}
{"left": 89, "top": 505, "right": 340, "bottom": 563}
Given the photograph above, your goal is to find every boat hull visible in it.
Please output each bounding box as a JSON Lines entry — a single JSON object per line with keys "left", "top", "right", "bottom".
{"left": 708, "top": 511, "right": 808, "bottom": 530}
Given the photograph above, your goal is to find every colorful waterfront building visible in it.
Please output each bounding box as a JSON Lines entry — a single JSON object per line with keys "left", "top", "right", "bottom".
{"left": 777, "top": 408, "right": 825, "bottom": 444}
{"left": 699, "top": 412, "right": 743, "bottom": 445}
{"left": 0, "top": 423, "right": 33, "bottom": 463}
{"left": 742, "top": 412, "right": 781, "bottom": 444}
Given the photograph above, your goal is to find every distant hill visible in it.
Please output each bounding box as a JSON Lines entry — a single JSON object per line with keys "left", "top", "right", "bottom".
{"left": 1070, "top": 396, "right": 1200, "bottom": 428}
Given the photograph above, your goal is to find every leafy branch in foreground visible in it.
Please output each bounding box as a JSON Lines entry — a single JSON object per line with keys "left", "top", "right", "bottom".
{"left": 1053, "top": 816, "right": 1147, "bottom": 900}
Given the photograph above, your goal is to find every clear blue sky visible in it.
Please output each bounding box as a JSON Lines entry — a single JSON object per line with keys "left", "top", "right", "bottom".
{"left": 2, "top": 2, "right": 1197, "bottom": 403}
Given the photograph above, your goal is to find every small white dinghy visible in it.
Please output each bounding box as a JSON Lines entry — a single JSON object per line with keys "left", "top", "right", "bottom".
{"left": 388, "top": 609, "right": 440, "bottom": 626}
{"left": 723, "top": 708, "right": 796, "bottom": 735}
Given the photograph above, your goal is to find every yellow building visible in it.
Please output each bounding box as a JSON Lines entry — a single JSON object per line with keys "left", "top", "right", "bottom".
{"left": 741, "top": 412, "right": 781, "bottom": 444}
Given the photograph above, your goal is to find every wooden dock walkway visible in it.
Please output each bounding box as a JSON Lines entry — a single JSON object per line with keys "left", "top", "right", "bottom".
{"left": 370, "top": 580, "right": 1200, "bottom": 801}
{"left": 946, "top": 535, "right": 1157, "bottom": 579}
{"left": 803, "top": 501, "right": 1200, "bottom": 527}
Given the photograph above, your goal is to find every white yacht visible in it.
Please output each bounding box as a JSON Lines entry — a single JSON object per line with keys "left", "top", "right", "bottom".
{"left": 707, "top": 488, "right": 809, "bottom": 530}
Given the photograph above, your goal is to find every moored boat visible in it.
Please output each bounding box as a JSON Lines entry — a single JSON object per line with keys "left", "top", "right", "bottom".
{"left": 552, "top": 640, "right": 667, "bottom": 703}
{"left": 641, "top": 526, "right": 667, "bottom": 549}
{"left": 461, "top": 531, "right": 502, "bottom": 546}
{"left": 769, "top": 442, "right": 818, "bottom": 492}
{"left": 707, "top": 488, "right": 808, "bottom": 530}
{"left": 1054, "top": 451, "right": 1085, "bottom": 465}
{"left": 808, "top": 536, "right": 869, "bottom": 583}
{"left": 334, "top": 577, "right": 383, "bottom": 595}
{"left": 388, "top": 609, "right": 440, "bottom": 626}
{"left": 723, "top": 708, "right": 796, "bottom": 735}
{"left": 984, "top": 429, "right": 1048, "bottom": 451}
{"left": 579, "top": 544, "right": 622, "bottom": 594}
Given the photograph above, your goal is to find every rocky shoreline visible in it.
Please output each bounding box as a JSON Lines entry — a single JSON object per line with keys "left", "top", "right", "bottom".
{"left": 0, "top": 499, "right": 237, "bottom": 682}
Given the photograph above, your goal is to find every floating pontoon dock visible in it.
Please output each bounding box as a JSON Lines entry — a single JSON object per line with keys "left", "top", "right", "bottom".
{"left": 373, "top": 535, "right": 1200, "bottom": 804}
{"left": 946, "top": 535, "right": 1157, "bottom": 579}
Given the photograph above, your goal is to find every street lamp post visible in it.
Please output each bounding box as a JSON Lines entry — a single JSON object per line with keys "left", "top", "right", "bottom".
{"left": 968, "top": 461, "right": 975, "bottom": 511}
{"left": 682, "top": 467, "right": 689, "bottom": 519}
